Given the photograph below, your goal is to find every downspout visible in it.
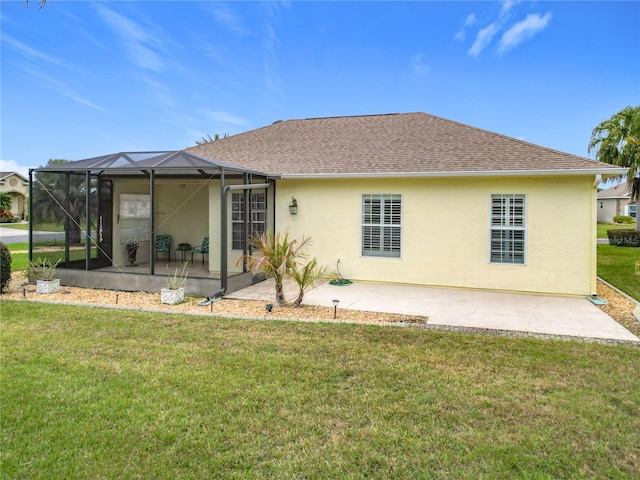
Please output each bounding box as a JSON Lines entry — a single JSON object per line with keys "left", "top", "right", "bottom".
{"left": 243, "top": 173, "right": 249, "bottom": 272}
{"left": 28, "top": 169, "right": 33, "bottom": 263}
{"left": 220, "top": 169, "right": 227, "bottom": 295}
{"left": 220, "top": 180, "right": 271, "bottom": 296}
{"left": 590, "top": 174, "right": 602, "bottom": 296}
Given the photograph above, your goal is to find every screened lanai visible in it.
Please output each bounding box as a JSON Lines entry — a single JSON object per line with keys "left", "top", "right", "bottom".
{"left": 29, "top": 151, "right": 275, "bottom": 297}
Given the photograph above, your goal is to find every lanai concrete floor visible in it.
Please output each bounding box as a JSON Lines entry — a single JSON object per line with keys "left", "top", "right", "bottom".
{"left": 227, "top": 279, "right": 639, "bottom": 342}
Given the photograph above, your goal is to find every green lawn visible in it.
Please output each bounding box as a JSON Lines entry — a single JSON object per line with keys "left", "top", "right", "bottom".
{"left": 597, "top": 244, "right": 640, "bottom": 300}
{"left": 598, "top": 222, "right": 636, "bottom": 238}
{"left": 0, "top": 221, "right": 65, "bottom": 231}
{"left": 1, "top": 301, "right": 639, "bottom": 479}
{"left": 3, "top": 242, "right": 52, "bottom": 272}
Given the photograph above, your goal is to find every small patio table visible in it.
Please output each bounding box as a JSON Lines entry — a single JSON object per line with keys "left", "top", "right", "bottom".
{"left": 174, "top": 245, "right": 191, "bottom": 262}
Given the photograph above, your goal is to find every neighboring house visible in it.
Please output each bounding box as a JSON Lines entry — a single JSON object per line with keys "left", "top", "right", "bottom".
{"left": 30, "top": 112, "right": 626, "bottom": 298}
{"left": 597, "top": 183, "right": 635, "bottom": 223}
{"left": 0, "top": 171, "right": 29, "bottom": 219}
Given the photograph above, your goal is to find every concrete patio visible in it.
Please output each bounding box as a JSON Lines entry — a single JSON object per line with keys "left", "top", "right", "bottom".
{"left": 227, "top": 279, "right": 639, "bottom": 342}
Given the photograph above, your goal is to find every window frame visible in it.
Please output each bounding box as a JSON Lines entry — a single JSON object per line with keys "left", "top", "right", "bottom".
{"left": 119, "top": 193, "right": 151, "bottom": 244}
{"left": 489, "top": 193, "right": 526, "bottom": 265}
{"left": 361, "top": 193, "right": 402, "bottom": 258}
{"left": 629, "top": 203, "right": 637, "bottom": 219}
{"left": 232, "top": 191, "right": 267, "bottom": 251}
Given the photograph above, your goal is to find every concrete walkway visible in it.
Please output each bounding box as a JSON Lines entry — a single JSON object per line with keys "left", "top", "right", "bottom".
{"left": 227, "top": 279, "right": 639, "bottom": 342}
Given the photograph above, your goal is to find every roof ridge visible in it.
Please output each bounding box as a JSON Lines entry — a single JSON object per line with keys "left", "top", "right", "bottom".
{"left": 410, "top": 111, "right": 604, "bottom": 164}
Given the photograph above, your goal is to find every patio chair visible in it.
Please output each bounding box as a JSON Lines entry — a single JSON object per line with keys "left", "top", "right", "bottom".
{"left": 191, "top": 236, "right": 209, "bottom": 263}
{"left": 155, "top": 234, "right": 171, "bottom": 262}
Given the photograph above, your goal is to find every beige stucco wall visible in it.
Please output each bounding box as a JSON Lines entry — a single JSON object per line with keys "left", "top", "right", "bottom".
{"left": 597, "top": 197, "right": 635, "bottom": 223}
{"left": 0, "top": 174, "right": 29, "bottom": 218}
{"left": 274, "top": 175, "right": 597, "bottom": 297}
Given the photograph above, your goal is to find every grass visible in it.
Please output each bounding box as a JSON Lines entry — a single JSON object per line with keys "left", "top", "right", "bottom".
{"left": 1, "top": 301, "right": 639, "bottom": 479}
{"left": 0, "top": 221, "right": 64, "bottom": 231}
{"left": 3, "top": 242, "right": 51, "bottom": 272}
{"left": 2, "top": 241, "right": 98, "bottom": 273}
{"left": 598, "top": 222, "right": 636, "bottom": 238}
{"left": 597, "top": 244, "right": 640, "bottom": 300}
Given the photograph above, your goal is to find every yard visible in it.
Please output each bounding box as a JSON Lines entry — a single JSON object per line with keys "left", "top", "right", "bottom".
{"left": 597, "top": 222, "right": 636, "bottom": 238}
{"left": 1, "top": 301, "right": 639, "bottom": 479}
{"left": 598, "top": 244, "right": 640, "bottom": 301}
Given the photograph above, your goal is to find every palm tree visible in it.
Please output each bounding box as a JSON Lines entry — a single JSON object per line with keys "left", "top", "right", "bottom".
{"left": 589, "top": 106, "right": 640, "bottom": 230}
{"left": 242, "top": 231, "right": 310, "bottom": 307}
{"left": 25, "top": 0, "right": 47, "bottom": 8}
{"left": 289, "top": 257, "right": 327, "bottom": 308}
{"left": 194, "top": 133, "right": 229, "bottom": 145}
{"left": 32, "top": 159, "right": 97, "bottom": 244}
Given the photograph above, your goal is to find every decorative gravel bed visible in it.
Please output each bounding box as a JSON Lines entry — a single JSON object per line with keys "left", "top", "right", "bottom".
{"left": 2, "top": 272, "right": 638, "bottom": 336}
{"left": 0, "top": 272, "right": 426, "bottom": 325}
{"left": 596, "top": 280, "right": 640, "bottom": 337}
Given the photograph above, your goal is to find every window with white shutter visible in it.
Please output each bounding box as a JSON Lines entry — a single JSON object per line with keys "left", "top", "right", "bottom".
{"left": 362, "top": 194, "right": 401, "bottom": 258}
{"left": 490, "top": 194, "right": 526, "bottom": 264}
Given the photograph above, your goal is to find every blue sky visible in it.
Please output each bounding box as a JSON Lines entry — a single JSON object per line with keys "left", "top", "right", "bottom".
{"left": 1, "top": 0, "right": 639, "bottom": 177}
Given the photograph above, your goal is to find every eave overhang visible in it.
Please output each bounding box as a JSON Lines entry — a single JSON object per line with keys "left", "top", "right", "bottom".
{"left": 279, "top": 167, "right": 629, "bottom": 180}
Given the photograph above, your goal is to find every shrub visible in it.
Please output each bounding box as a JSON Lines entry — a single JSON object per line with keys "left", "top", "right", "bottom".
{"left": 612, "top": 215, "right": 635, "bottom": 224}
{"left": 0, "top": 209, "right": 14, "bottom": 223}
{"left": 0, "top": 242, "right": 11, "bottom": 293}
{"left": 607, "top": 229, "right": 640, "bottom": 247}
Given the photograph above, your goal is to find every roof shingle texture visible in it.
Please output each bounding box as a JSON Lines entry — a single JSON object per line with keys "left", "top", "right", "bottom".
{"left": 186, "top": 112, "right": 620, "bottom": 176}
{"left": 598, "top": 183, "right": 631, "bottom": 198}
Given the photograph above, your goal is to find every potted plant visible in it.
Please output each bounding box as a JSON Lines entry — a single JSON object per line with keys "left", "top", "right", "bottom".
{"left": 126, "top": 239, "right": 140, "bottom": 266}
{"left": 161, "top": 262, "right": 188, "bottom": 304}
{"left": 29, "top": 257, "right": 61, "bottom": 294}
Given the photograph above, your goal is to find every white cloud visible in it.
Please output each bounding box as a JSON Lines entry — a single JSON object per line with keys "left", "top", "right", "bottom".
{"left": 465, "top": 13, "right": 478, "bottom": 26}
{"left": 468, "top": 23, "right": 500, "bottom": 57}
{"left": 498, "top": 12, "right": 552, "bottom": 55}
{"left": 410, "top": 53, "right": 430, "bottom": 75}
{"left": 454, "top": 13, "right": 477, "bottom": 41}
{"left": 500, "top": 0, "right": 521, "bottom": 17}
{"left": 209, "top": 4, "right": 249, "bottom": 35}
{"left": 2, "top": 34, "right": 68, "bottom": 68}
{"left": 94, "top": 4, "right": 165, "bottom": 72}
{"left": 19, "top": 65, "right": 108, "bottom": 113}
{"left": 0, "top": 159, "right": 34, "bottom": 178}
{"left": 201, "top": 110, "right": 248, "bottom": 127}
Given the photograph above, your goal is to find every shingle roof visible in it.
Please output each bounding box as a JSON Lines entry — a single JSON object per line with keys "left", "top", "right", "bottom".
{"left": 0, "top": 171, "right": 27, "bottom": 181}
{"left": 598, "top": 183, "right": 631, "bottom": 198}
{"left": 186, "top": 112, "right": 626, "bottom": 178}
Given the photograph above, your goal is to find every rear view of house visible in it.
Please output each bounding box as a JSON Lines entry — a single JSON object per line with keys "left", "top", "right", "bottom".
{"left": 30, "top": 112, "right": 626, "bottom": 298}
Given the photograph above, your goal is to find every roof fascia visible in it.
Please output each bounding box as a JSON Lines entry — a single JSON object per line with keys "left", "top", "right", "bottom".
{"left": 280, "top": 167, "right": 628, "bottom": 180}
{"left": 0, "top": 172, "right": 28, "bottom": 182}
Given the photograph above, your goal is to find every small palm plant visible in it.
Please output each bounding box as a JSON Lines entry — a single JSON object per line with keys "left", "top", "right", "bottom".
{"left": 289, "top": 257, "right": 327, "bottom": 308}
{"left": 242, "top": 231, "right": 310, "bottom": 307}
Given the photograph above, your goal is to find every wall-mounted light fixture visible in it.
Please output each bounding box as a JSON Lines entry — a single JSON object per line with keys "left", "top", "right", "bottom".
{"left": 289, "top": 197, "right": 298, "bottom": 215}
{"left": 332, "top": 299, "right": 340, "bottom": 319}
